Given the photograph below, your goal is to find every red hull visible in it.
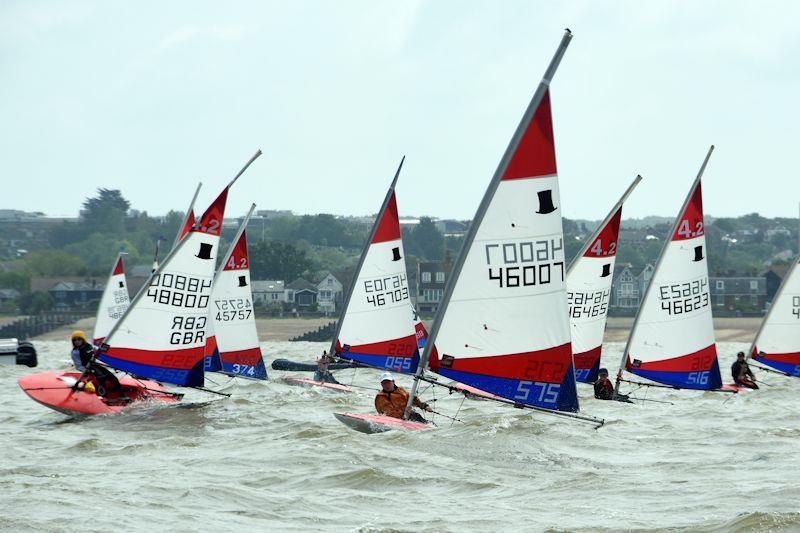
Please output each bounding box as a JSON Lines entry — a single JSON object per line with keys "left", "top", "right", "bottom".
{"left": 19, "top": 372, "right": 180, "bottom": 416}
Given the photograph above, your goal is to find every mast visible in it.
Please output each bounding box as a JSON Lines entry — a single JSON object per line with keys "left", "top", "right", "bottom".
{"left": 566, "top": 174, "right": 642, "bottom": 274}
{"left": 328, "top": 157, "right": 405, "bottom": 358}
{"left": 172, "top": 182, "right": 202, "bottom": 250}
{"left": 404, "top": 29, "right": 573, "bottom": 419}
{"left": 613, "top": 145, "right": 714, "bottom": 397}
{"left": 228, "top": 150, "right": 262, "bottom": 190}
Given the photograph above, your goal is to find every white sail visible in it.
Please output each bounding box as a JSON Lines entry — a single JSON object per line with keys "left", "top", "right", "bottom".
{"left": 750, "top": 256, "right": 800, "bottom": 376}
{"left": 566, "top": 176, "right": 641, "bottom": 382}
{"left": 333, "top": 165, "right": 420, "bottom": 374}
{"left": 93, "top": 252, "right": 130, "bottom": 345}
{"left": 616, "top": 147, "right": 722, "bottom": 391}
{"left": 98, "top": 189, "right": 229, "bottom": 387}
{"left": 416, "top": 30, "right": 580, "bottom": 413}
{"left": 209, "top": 208, "right": 267, "bottom": 380}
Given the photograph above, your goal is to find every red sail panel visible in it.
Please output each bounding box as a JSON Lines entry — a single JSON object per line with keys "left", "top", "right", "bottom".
{"left": 196, "top": 188, "right": 228, "bottom": 236}
{"left": 583, "top": 208, "right": 622, "bottom": 258}
{"left": 112, "top": 255, "right": 125, "bottom": 276}
{"left": 179, "top": 211, "right": 196, "bottom": 240}
{"left": 672, "top": 181, "right": 704, "bottom": 242}
{"left": 371, "top": 192, "right": 401, "bottom": 244}
{"left": 223, "top": 230, "right": 250, "bottom": 271}
{"left": 502, "top": 90, "right": 557, "bottom": 180}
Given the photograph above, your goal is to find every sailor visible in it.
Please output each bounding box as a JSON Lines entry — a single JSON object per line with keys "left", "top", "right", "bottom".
{"left": 314, "top": 350, "right": 340, "bottom": 384}
{"left": 70, "top": 330, "right": 93, "bottom": 371}
{"left": 593, "top": 368, "right": 615, "bottom": 400}
{"left": 731, "top": 352, "right": 759, "bottom": 389}
{"left": 375, "top": 371, "right": 432, "bottom": 422}
{"left": 69, "top": 331, "right": 126, "bottom": 400}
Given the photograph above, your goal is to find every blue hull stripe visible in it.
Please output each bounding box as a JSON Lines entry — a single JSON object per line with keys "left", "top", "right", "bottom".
{"left": 435, "top": 363, "right": 580, "bottom": 412}
{"left": 99, "top": 354, "right": 204, "bottom": 387}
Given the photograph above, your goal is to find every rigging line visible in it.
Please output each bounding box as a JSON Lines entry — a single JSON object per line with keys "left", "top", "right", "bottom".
{"left": 452, "top": 395, "right": 466, "bottom": 429}
{"left": 190, "top": 386, "right": 231, "bottom": 397}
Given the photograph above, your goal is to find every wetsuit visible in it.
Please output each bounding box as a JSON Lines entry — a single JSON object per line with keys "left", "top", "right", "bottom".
{"left": 731, "top": 360, "right": 759, "bottom": 389}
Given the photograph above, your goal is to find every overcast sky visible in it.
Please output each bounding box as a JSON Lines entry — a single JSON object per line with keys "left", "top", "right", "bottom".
{"left": 2, "top": 1, "right": 798, "bottom": 222}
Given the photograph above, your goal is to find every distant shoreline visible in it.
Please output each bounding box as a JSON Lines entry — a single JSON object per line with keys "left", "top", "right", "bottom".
{"left": 25, "top": 315, "right": 760, "bottom": 343}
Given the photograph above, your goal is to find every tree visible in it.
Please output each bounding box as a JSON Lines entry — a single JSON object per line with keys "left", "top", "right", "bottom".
{"left": 249, "top": 241, "right": 312, "bottom": 281}
{"left": 25, "top": 250, "right": 87, "bottom": 277}
{"left": 0, "top": 270, "right": 31, "bottom": 292}
{"left": 407, "top": 218, "right": 445, "bottom": 260}
{"left": 18, "top": 291, "right": 53, "bottom": 314}
{"left": 81, "top": 188, "right": 130, "bottom": 235}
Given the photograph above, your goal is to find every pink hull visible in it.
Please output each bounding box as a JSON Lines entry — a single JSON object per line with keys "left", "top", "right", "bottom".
{"left": 283, "top": 377, "right": 353, "bottom": 392}
{"left": 19, "top": 372, "right": 180, "bottom": 416}
{"left": 333, "top": 412, "right": 434, "bottom": 434}
{"left": 720, "top": 383, "right": 754, "bottom": 394}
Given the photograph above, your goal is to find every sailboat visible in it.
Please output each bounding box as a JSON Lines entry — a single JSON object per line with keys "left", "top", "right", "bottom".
{"left": 613, "top": 146, "right": 728, "bottom": 396}
{"left": 203, "top": 206, "right": 268, "bottom": 381}
{"left": 336, "top": 29, "right": 603, "bottom": 433}
{"left": 567, "top": 176, "right": 641, "bottom": 383}
{"left": 92, "top": 252, "right": 131, "bottom": 346}
{"left": 749, "top": 255, "right": 800, "bottom": 377}
{"left": 19, "top": 153, "right": 261, "bottom": 416}
{"left": 284, "top": 158, "right": 420, "bottom": 392}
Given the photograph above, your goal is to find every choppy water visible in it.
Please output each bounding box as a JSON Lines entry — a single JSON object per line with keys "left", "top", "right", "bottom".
{"left": 1, "top": 341, "right": 798, "bottom": 532}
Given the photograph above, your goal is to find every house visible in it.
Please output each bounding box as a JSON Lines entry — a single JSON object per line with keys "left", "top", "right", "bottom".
{"left": 610, "top": 265, "right": 639, "bottom": 310}
{"left": 609, "top": 263, "right": 654, "bottom": 312}
{"left": 48, "top": 280, "right": 104, "bottom": 311}
{"left": 0, "top": 289, "right": 20, "bottom": 304}
{"left": 416, "top": 256, "right": 453, "bottom": 314}
{"left": 434, "top": 219, "right": 468, "bottom": 237}
{"left": 709, "top": 277, "right": 766, "bottom": 311}
{"left": 251, "top": 280, "right": 287, "bottom": 305}
{"left": 286, "top": 278, "right": 317, "bottom": 308}
{"left": 764, "top": 264, "right": 790, "bottom": 302}
{"left": 316, "top": 273, "right": 343, "bottom": 315}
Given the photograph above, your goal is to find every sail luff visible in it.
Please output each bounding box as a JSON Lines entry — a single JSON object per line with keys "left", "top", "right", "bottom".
{"left": 405, "top": 29, "right": 573, "bottom": 419}
{"left": 614, "top": 145, "right": 715, "bottom": 396}
{"left": 328, "top": 156, "right": 406, "bottom": 358}
{"left": 566, "top": 175, "right": 642, "bottom": 273}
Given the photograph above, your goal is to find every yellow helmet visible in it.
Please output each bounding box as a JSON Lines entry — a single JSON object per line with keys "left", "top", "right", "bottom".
{"left": 83, "top": 381, "right": 96, "bottom": 394}
{"left": 71, "top": 330, "right": 88, "bottom": 342}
